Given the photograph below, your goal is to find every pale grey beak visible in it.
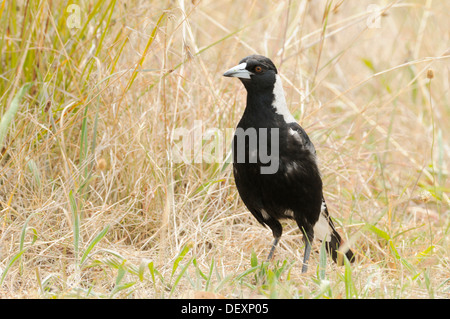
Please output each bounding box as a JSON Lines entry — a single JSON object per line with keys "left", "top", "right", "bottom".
{"left": 223, "top": 62, "right": 252, "bottom": 79}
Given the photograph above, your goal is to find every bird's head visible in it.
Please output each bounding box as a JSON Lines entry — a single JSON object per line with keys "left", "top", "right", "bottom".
{"left": 223, "top": 55, "right": 278, "bottom": 91}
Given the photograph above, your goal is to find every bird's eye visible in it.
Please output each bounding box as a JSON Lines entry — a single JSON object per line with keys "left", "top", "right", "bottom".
{"left": 255, "top": 66, "right": 263, "bottom": 73}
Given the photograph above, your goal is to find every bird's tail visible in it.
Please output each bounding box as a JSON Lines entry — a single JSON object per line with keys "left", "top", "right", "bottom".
{"left": 326, "top": 223, "right": 355, "bottom": 265}
{"left": 320, "top": 200, "right": 355, "bottom": 264}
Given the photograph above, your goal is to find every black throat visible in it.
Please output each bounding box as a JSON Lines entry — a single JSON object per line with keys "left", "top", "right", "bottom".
{"left": 238, "top": 86, "right": 286, "bottom": 130}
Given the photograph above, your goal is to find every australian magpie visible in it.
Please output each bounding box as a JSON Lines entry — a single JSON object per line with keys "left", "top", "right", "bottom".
{"left": 223, "top": 55, "right": 354, "bottom": 273}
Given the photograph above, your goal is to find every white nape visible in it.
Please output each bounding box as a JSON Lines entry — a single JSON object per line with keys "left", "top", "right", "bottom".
{"left": 272, "top": 75, "right": 297, "bottom": 123}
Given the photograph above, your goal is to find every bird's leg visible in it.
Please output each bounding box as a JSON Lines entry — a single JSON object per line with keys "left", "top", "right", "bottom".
{"left": 301, "top": 241, "right": 312, "bottom": 273}
{"left": 266, "top": 237, "right": 280, "bottom": 261}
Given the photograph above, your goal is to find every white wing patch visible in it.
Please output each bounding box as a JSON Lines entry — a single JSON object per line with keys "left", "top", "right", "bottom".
{"left": 288, "top": 127, "right": 304, "bottom": 146}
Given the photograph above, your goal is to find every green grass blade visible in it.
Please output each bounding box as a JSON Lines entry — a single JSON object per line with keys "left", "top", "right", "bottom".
{"left": 366, "top": 224, "right": 390, "bottom": 241}
{"left": 110, "top": 282, "right": 136, "bottom": 297}
{"left": 68, "top": 190, "right": 80, "bottom": 262}
{"left": 171, "top": 244, "right": 191, "bottom": 280}
{"left": 250, "top": 250, "right": 258, "bottom": 267}
{"left": 318, "top": 238, "right": 327, "bottom": 281}
{"left": 0, "top": 83, "right": 32, "bottom": 152}
{"left": 148, "top": 261, "right": 156, "bottom": 284}
{"left": 138, "top": 260, "right": 147, "bottom": 282}
{"left": 235, "top": 265, "right": 260, "bottom": 281}
{"left": 415, "top": 245, "right": 435, "bottom": 264}
{"left": 344, "top": 256, "right": 357, "bottom": 299}
{"left": 115, "top": 262, "right": 126, "bottom": 286}
{"left": 169, "top": 257, "right": 193, "bottom": 298}
{"left": 205, "top": 257, "right": 215, "bottom": 291}
{"left": 192, "top": 258, "right": 208, "bottom": 281}
{"left": 80, "top": 224, "right": 110, "bottom": 265}
{"left": 0, "top": 249, "right": 26, "bottom": 285}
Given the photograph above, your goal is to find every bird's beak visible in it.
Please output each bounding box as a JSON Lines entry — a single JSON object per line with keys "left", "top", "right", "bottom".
{"left": 223, "top": 62, "right": 252, "bottom": 79}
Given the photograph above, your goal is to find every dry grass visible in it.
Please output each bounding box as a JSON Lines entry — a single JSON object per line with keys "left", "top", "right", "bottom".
{"left": 0, "top": 0, "right": 449, "bottom": 298}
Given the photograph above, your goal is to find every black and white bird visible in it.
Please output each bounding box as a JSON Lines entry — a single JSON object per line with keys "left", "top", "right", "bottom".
{"left": 223, "top": 55, "right": 354, "bottom": 273}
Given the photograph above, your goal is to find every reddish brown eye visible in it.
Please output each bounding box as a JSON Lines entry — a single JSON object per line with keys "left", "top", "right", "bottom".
{"left": 255, "top": 66, "right": 262, "bottom": 73}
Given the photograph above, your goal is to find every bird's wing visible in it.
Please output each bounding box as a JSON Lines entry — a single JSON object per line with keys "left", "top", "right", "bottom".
{"left": 286, "top": 122, "right": 317, "bottom": 155}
